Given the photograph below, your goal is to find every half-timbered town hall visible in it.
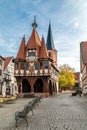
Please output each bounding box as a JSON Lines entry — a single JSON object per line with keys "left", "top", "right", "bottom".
{"left": 13, "top": 17, "right": 59, "bottom": 97}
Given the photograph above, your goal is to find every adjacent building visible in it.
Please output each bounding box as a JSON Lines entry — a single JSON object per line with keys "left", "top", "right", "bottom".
{"left": 3, "top": 56, "right": 18, "bottom": 96}
{"left": 74, "top": 72, "right": 80, "bottom": 86}
{"left": 0, "top": 56, "right": 18, "bottom": 97}
{"left": 13, "top": 18, "right": 59, "bottom": 97}
{"left": 0, "top": 55, "right": 4, "bottom": 95}
{"left": 80, "top": 41, "right": 87, "bottom": 89}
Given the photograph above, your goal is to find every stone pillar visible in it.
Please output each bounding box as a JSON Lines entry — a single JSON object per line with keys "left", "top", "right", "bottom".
{"left": 56, "top": 82, "right": 59, "bottom": 93}
{"left": 20, "top": 83, "right": 22, "bottom": 94}
{"left": 2, "top": 82, "right": 6, "bottom": 97}
{"left": 29, "top": 78, "right": 34, "bottom": 93}
{"left": 10, "top": 85, "right": 12, "bottom": 95}
{"left": 12, "top": 84, "right": 15, "bottom": 95}
{"left": 15, "top": 82, "right": 18, "bottom": 95}
{"left": 31, "top": 84, "right": 34, "bottom": 94}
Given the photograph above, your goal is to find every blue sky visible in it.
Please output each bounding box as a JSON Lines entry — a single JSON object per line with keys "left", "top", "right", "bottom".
{"left": 0, "top": 0, "right": 87, "bottom": 72}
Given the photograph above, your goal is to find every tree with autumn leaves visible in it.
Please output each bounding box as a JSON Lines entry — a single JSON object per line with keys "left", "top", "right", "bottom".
{"left": 59, "top": 64, "right": 76, "bottom": 91}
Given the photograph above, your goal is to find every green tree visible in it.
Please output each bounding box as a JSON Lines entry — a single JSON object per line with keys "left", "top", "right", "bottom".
{"left": 59, "top": 64, "right": 76, "bottom": 90}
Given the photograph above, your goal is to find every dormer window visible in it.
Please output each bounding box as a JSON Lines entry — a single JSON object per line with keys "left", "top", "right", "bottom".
{"left": 49, "top": 52, "right": 51, "bottom": 57}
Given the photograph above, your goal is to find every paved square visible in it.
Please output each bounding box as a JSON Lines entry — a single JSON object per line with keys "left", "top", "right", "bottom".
{"left": 0, "top": 93, "right": 87, "bottom": 130}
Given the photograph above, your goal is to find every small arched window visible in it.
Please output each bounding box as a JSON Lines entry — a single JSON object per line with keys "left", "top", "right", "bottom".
{"left": 49, "top": 52, "right": 51, "bottom": 57}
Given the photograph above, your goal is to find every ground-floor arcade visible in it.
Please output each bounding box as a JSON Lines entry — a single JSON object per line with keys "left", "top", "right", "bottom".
{"left": 16, "top": 76, "right": 58, "bottom": 97}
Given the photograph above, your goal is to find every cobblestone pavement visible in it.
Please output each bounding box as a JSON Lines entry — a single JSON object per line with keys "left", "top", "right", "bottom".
{"left": 0, "top": 93, "right": 87, "bottom": 130}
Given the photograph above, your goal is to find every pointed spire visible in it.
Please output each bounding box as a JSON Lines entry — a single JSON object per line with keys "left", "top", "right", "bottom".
{"left": 46, "top": 22, "right": 55, "bottom": 50}
{"left": 26, "top": 29, "right": 41, "bottom": 50}
{"left": 16, "top": 36, "right": 26, "bottom": 60}
{"left": 32, "top": 16, "right": 38, "bottom": 29}
{"left": 39, "top": 35, "right": 48, "bottom": 59}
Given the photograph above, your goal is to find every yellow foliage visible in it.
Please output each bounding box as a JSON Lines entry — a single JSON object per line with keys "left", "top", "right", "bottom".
{"left": 59, "top": 64, "right": 76, "bottom": 88}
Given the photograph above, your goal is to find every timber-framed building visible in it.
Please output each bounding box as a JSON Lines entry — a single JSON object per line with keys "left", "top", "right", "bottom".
{"left": 13, "top": 18, "right": 59, "bottom": 97}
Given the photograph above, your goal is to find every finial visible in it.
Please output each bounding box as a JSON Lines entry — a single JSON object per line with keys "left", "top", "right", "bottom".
{"left": 23, "top": 34, "right": 25, "bottom": 39}
{"left": 34, "top": 16, "right": 36, "bottom": 23}
{"left": 32, "top": 16, "right": 38, "bottom": 29}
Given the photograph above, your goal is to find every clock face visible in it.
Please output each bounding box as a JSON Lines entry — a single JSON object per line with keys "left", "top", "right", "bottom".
{"left": 30, "top": 56, "right": 34, "bottom": 61}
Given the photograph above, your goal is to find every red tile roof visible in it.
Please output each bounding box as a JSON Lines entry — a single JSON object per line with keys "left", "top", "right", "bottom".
{"left": 4, "top": 56, "right": 13, "bottom": 70}
{"left": 80, "top": 41, "right": 87, "bottom": 63}
{"left": 39, "top": 36, "right": 48, "bottom": 59}
{"left": 0, "top": 55, "right": 4, "bottom": 60}
{"left": 26, "top": 29, "right": 41, "bottom": 50}
{"left": 16, "top": 37, "right": 26, "bottom": 60}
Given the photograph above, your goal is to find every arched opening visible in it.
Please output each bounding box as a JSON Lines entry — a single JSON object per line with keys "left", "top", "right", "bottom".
{"left": 34, "top": 78, "right": 43, "bottom": 92}
{"left": 49, "top": 80, "right": 53, "bottom": 94}
{"left": 55, "top": 82, "right": 57, "bottom": 92}
{"left": 22, "top": 79, "right": 31, "bottom": 93}
{"left": 53, "top": 82, "right": 55, "bottom": 92}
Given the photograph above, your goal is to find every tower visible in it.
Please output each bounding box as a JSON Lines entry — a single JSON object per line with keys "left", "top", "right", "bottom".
{"left": 46, "top": 22, "right": 58, "bottom": 68}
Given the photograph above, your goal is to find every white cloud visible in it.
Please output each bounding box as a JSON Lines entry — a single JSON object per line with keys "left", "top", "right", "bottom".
{"left": 73, "top": 21, "right": 80, "bottom": 29}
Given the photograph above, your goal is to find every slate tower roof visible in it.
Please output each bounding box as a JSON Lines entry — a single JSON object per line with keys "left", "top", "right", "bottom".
{"left": 46, "top": 22, "right": 55, "bottom": 50}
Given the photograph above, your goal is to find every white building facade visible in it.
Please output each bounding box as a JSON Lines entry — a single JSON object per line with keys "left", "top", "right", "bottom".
{"left": 1, "top": 56, "right": 18, "bottom": 97}
{"left": 0, "top": 56, "right": 4, "bottom": 95}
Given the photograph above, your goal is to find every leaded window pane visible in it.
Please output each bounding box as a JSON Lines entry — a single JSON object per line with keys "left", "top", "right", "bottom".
{"left": 44, "top": 61, "right": 48, "bottom": 69}
{"left": 20, "top": 63, "right": 24, "bottom": 70}
{"left": 26, "top": 63, "right": 29, "bottom": 70}
{"left": 35, "top": 63, "right": 38, "bottom": 70}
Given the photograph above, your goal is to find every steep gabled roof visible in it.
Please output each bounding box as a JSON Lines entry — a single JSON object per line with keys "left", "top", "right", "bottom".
{"left": 39, "top": 36, "right": 48, "bottom": 59}
{"left": 4, "top": 56, "right": 13, "bottom": 70}
{"left": 26, "top": 17, "right": 41, "bottom": 50}
{"left": 16, "top": 36, "right": 26, "bottom": 60}
{"left": 26, "top": 29, "right": 41, "bottom": 50}
{"left": 80, "top": 41, "right": 87, "bottom": 64}
{"left": 46, "top": 22, "right": 55, "bottom": 50}
{"left": 0, "top": 55, "right": 5, "bottom": 60}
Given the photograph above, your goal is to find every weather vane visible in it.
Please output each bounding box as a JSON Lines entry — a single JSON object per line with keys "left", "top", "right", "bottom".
{"left": 32, "top": 15, "right": 38, "bottom": 29}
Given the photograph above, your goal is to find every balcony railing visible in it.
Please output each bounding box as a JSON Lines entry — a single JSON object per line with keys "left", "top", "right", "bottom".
{"left": 15, "top": 69, "right": 50, "bottom": 77}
